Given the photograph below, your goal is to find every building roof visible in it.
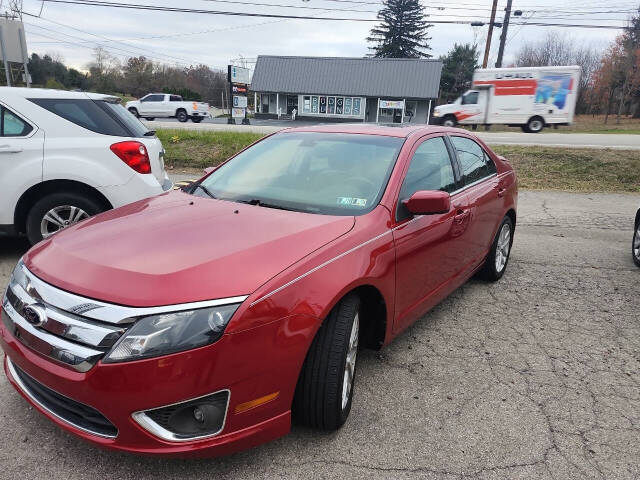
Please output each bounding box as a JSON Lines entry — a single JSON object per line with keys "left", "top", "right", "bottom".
{"left": 251, "top": 56, "right": 443, "bottom": 99}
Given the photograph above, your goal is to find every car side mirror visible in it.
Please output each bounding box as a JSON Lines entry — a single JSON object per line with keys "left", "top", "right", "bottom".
{"left": 402, "top": 190, "right": 451, "bottom": 215}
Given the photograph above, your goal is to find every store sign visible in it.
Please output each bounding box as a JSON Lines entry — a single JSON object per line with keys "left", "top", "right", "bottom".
{"left": 232, "top": 107, "right": 245, "bottom": 118}
{"left": 379, "top": 100, "right": 404, "bottom": 109}
{"left": 230, "top": 65, "right": 252, "bottom": 85}
{"left": 233, "top": 95, "right": 248, "bottom": 108}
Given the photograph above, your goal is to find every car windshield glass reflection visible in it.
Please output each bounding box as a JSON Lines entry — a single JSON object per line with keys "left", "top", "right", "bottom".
{"left": 194, "top": 132, "right": 404, "bottom": 216}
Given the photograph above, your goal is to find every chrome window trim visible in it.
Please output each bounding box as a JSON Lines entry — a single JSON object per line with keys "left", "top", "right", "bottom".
{"left": 6, "top": 357, "right": 118, "bottom": 439}
{"left": 131, "top": 389, "right": 230, "bottom": 443}
{"left": 16, "top": 262, "right": 247, "bottom": 324}
{"left": 449, "top": 173, "right": 497, "bottom": 197}
{"left": 2, "top": 298, "right": 104, "bottom": 372}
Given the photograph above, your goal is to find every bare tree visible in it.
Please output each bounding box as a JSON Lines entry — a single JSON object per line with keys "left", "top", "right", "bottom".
{"left": 515, "top": 32, "right": 602, "bottom": 114}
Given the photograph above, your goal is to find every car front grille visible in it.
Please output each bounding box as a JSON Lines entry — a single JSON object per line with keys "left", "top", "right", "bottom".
{"left": 8, "top": 359, "right": 118, "bottom": 438}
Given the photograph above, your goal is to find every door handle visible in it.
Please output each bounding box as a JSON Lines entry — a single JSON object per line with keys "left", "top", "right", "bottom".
{"left": 496, "top": 186, "right": 506, "bottom": 197}
{"left": 454, "top": 208, "right": 469, "bottom": 223}
{"left": 0, "top": 145, "right": 23, "bottom": 153}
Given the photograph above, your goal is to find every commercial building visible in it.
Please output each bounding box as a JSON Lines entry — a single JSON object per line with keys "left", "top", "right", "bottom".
{"left": 251, "top": 55, "right": 442, "bottom": 124}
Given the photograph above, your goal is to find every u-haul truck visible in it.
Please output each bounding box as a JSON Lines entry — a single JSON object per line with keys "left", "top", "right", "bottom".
{"left": 432, "top": 66, "right": 581, "bottom": 133}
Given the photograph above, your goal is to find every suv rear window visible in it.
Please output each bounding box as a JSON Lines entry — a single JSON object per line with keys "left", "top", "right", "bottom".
{"left": 29, "top": 98, "right": 149, "bottom": 138}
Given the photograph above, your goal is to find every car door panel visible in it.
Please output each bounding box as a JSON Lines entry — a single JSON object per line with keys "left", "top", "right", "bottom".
{"left": 391, "top": 135, "right": 470, "bottom": 334}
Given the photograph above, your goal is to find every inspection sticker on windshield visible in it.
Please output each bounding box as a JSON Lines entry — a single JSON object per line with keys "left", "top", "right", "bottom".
{"left": 337, "top": 197, "right": 367, "bottom": 207}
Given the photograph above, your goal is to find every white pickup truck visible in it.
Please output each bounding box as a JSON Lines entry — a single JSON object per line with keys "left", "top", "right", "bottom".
{"left": 126, "top": 93, "right": 210, "bottom": 123}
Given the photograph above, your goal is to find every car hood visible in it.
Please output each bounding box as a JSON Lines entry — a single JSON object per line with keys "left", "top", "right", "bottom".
{"left": 24, "top": 191, "right": 355, "bottom": 307}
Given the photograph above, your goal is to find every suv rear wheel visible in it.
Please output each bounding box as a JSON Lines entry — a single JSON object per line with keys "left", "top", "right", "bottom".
{"left": 293, "top": 293, "right": 360, "bottom": 430}
{"left": 26, "top": 192, "right": 104, "bottom": 245}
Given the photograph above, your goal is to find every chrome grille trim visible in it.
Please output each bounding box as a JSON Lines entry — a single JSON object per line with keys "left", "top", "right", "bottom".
{"left": 2, "top": 297, "right": 104, "bottom": 373}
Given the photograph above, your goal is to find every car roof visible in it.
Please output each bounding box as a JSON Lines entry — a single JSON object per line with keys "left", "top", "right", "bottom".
{"left": 0, "top": 87, "right": 116, "bottom": 101}
{"left": 278, "top": 123, "right": 459, "bottom": 138}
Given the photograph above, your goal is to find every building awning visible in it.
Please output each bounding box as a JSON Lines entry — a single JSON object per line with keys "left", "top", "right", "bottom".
{"left": 251, "top": 56, "right": 443, "bottom": 99}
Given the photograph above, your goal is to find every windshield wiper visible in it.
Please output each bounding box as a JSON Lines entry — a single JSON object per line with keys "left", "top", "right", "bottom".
{"left": 193, "top": 183, "right": 216, "bottom": 199}
{"left": 239, "top": 199, "right": 299, "bottom": 212}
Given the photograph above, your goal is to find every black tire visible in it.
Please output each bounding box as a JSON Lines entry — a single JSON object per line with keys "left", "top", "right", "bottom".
{"left": 144, "top": 117, "right": 155, "bottom": 121}
{"left": 26, "top": 192, "right": 104, "bottom": 245}
{"left": 128, "top": 107, "right": 139, "bottom": 118}
{"left": 526, "top": 116, "right": 544, "bottom": 133}
{"left": 520, "top": 125, "right": 529, "bottom": 133}
{"left": 176, "top": 109, "right": 188, "bottom": 122}
{"left": 479, "top": 216, "right": 514, "bottom": 281}
{"left": 633, "top": 219, "right": 640, "bottom": 267}
{"left": 191, "top": 117, "right": 203, "bottom": 123}
{"left": 442, "top": 115, "right": 457, "bottom": 128}
{"left": 293, "top": 293, "right": 361, "bottom": 430}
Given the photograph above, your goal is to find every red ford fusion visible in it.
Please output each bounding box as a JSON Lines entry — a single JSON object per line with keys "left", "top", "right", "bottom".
{"left": 1, "top": 124, "right": 517, "bottom": 457}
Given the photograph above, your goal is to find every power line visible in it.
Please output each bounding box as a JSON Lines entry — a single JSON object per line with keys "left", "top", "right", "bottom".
{"left": 37, "top": 0, "right": 629, "bottom": 28}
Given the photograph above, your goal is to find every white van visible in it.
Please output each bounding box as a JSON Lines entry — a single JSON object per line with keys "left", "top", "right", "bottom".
{"left": 433, "top": 66, "right": 581, "bottom": 133}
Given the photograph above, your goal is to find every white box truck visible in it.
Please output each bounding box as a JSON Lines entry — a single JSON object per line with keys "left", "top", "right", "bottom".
{"left": 432, "top": 66, "right": 581, "bottom": 133}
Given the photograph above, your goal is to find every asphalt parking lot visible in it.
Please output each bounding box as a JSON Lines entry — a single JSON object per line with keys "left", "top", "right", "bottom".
{"left": 1, "top": 190, "right": 639, "bottom": 479}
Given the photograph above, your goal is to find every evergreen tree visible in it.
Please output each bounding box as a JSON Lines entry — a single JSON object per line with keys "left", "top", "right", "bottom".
{"left": 439, "top": 43, "right": 479, "bottom": 103}
{"left": 367, "top": 0, "right": 432, "bottom": 58}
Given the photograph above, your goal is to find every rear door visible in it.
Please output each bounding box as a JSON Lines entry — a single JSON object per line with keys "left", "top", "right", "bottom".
{"left": 448, "top": 135, "right": 502, "bottom": 270}
{"left": 0, "top": 105, "right": 43, "bottom": 226}
{"left": 392, "top": 135, "right": 470, "bottom": 333}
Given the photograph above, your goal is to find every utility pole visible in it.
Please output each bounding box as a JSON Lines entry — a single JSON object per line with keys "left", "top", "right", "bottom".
{"left": 495, "top": 0, "right": 513, "bottom": 68}
{"left": 482, "top": 0, "right": 499, "bottom": 68}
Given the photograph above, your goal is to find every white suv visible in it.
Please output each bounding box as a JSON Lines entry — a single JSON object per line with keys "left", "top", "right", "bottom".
{"left": 0, "top": 87, "right": 172, "bottom": 245}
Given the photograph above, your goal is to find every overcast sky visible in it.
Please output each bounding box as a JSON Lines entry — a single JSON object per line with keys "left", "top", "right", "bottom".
{"left": 18, "top": 0, "right": 634, "bottom": 72}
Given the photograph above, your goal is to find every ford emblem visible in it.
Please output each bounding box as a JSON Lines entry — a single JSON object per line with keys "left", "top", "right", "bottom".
{"left": 21, "top": 303, "right": 47, "bottom": 327}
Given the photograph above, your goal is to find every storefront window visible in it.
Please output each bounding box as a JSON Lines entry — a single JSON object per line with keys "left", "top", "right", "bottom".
{"left": 336, "top": 97, "right": 344, "bottom": 114}
{"left": 311, "top": 96, "right": 319, "bottom": 113}
{"left": 328, "top": 97, "right": 335, "bottom": 114}
{"left": 344, "top": 98, "right": 352, "bottom": 115}
{"left": 353, "top": 98, "right": 361, "bottom": 116}
{"left": 303, "top": 96, "right": 311, "bottom": 113}
{"left": 319, "top": 96, "right": 327, "bottom": 113}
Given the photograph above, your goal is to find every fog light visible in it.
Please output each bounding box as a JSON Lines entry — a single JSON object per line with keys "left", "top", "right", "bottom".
{"left": 132, "top": 390, "right": 229, "bottom": 442}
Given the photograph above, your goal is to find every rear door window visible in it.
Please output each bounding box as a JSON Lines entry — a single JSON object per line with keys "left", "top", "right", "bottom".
{"left": 29, "top": 98, "right": 148, "bottom": 137}
{"left": 169, "top": 95, "right": 182, "bottom": 102}
{"left": 1, "top": 107, "right": 33, "bottom": 136}
{"left": 142, "top": 94, "right": 164, "bottom": 102}
{"left": 449, "top": 136, "right": 497, "bottom": 186}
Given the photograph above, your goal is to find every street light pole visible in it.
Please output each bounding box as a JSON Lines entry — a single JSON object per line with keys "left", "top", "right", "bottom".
{"left": 495, "top": 0, "right": 513, "bottom": 68}
{"left": 482, "top": 0, "right": 499, "bottom": 68}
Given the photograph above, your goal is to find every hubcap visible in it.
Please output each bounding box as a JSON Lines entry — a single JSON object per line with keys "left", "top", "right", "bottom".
{"left": 40, "top": 205, "right": 89, "bottom": 239}
{"left": 444, "top": 119, "right": 455, "bottom": 127}
{"left": 341, "top": 312, "right": 359, "bottom": 411}
{"left": 633, "top": 224, "right": 640, "bottom": 260}
{"left": 530, "top": 120, "right": 543, "bottom": 132}
{"left": 495, "top": 223, "right": 511, "bottom": 273}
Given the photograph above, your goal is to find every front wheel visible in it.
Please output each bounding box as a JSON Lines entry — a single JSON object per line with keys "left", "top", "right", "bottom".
{"left": 442, "top": 115, "right": 457, "bottom": 128}
{"left": 293, "top": 293, "right": 360, "bottom": 430}
{"left": 25, "top": 192, "right": 105, "bottom": 245}
{"left": 633, "top": 220, "right": 640, "bottom": 267}
{"left": 176, "top": 110, "right": 188, "bottom": 122}
{"left": 191, "top": 117, "right": 203, "bottom": 123}
{"left": 479, "top": 216, "right": 514, "bottom": 281}
{"left": 144, "top": 117, "right": 155, "bottom": 121}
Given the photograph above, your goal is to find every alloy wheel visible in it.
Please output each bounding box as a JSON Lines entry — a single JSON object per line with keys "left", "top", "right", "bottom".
{"left": 495, "top": 223, "right": 511, "bottom": 273}
{"left": 341, "top": 312, "right": 359, "bottom": 411}
{"left": 40, "top": 205, "right": 89, "bottom": 239}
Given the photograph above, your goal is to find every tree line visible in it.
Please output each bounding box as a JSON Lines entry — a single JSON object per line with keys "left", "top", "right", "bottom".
{"left": 25, "top": 47, "right": 228, "bottom": 106}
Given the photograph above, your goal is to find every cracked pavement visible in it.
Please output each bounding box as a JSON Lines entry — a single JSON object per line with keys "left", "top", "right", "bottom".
{"left": 1, "top": 190, "right": 639, "bottom": 479}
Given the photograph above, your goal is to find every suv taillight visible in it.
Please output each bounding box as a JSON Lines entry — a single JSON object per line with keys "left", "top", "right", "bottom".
{"left": 110, "top": 141, "right": 151, "bottom": 174}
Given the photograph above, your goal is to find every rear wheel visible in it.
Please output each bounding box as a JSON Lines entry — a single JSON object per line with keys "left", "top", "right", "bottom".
{"left": 479, "top": 216, "right": 514, "bottom": 281}
{"left": 144, "top": 117, "right": 155, "bottom": 121}
{"left": 526, "top": 116, "right": 544, "bottom": 133}
{"left": 26, "top": 192, "right": 104, "bottom": 245}
{"left": 176, "top": 110, "right": 188, "bottom": 122}
{"left": 293, "top": 293, "right": 360, "bottom": 430}
{"left": 633, "top": 220, "right": 640, "bottom": 267}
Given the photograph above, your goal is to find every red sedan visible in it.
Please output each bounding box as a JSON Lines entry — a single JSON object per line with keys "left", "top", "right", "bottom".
{"left": 1, "top": 124, "right": 517, "bottom": 457}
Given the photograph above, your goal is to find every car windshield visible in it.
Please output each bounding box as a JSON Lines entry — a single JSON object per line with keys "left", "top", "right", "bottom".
{"left": 194, "top": 132, "right": 404, "bottom": 215}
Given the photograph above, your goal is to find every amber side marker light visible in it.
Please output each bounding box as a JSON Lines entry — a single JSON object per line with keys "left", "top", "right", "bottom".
{"left": 234, "top": 392, "right": 279, "bottom": 414}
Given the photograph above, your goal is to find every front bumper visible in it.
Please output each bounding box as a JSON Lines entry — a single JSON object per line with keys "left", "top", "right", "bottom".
{"left": 430, "top": 115, "right": 444, "bottom": 125}
{"left": 0, "top": 307, "right": 295, "bottom": 457}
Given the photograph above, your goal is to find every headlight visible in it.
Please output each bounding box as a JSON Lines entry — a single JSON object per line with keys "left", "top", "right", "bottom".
{"left": 433, "top": 110, "right": 441, "bottom": 117}
{"left": 103, "top": 303, "right": 240, "bottom": 363}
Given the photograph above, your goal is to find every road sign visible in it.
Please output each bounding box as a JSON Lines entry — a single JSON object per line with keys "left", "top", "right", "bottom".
{"left": 232, "top": 107, "right": 245, "bottom": 118}
{"left": 233, "top": 95, "right": 248, "bottom": 108}
{"left": 229, "top": 65, "right": 252, "bottom": 85}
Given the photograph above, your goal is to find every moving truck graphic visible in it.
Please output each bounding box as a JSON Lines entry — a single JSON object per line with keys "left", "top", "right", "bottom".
{"left": 432, "top": 66, "right": 581, "bottom": 133}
